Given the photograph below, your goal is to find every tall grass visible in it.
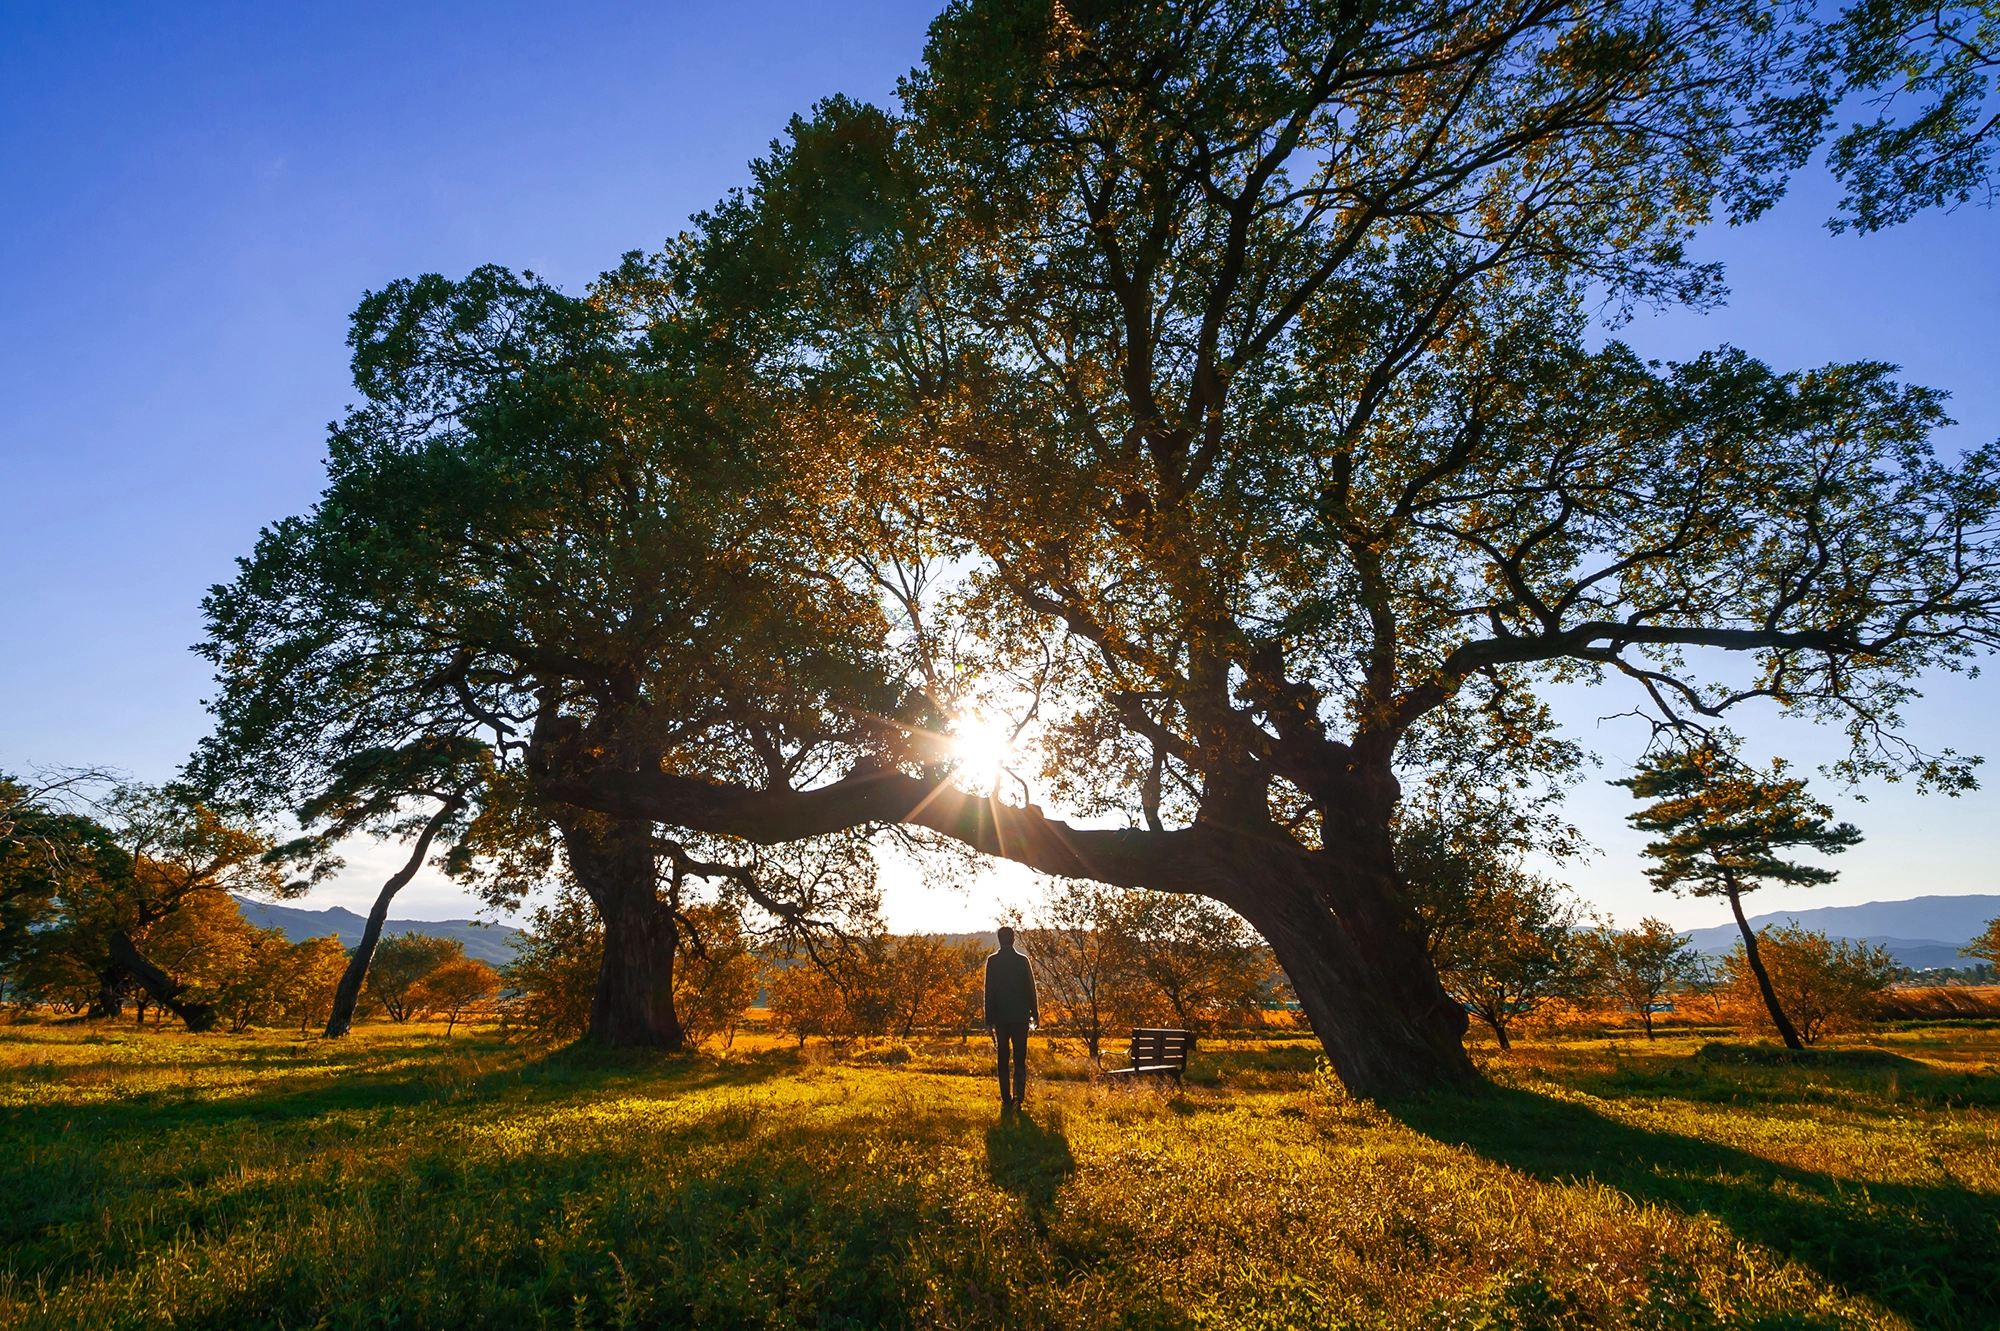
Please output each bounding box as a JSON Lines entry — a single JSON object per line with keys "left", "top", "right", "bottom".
{"left": 0, "top": 1020, "right": 1994, "bottom": 1329}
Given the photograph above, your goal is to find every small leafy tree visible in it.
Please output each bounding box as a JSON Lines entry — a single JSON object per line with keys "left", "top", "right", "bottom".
{"left": 1025, "top": 881, "right": 1131, "bottom": 1061}
{"left": 1725, "top": 925, "right": 1900, "bottom": 1043}
{"left": 146, "top": 898, "right": 289, "bottom": 1034}
{"left": 1585, "top": 918, "right": 1703, "bottom": 1039}
{"left": 880, "top": 935, "right": 982, "bottom": 1039}
{"left": 766, "top": 961, "right": 846, "bottom": 1048}
{"left": 1617, "top": 747, "right": 1863, "bottom": 1050}
{"left": 414, "top": 957, "right": 501, "bottom": 1036}
{"left": 1424, "top": 874, "right": 1583, "bottom": 1051}
{"left": 367, "top": 933, "right": 463, "bottom": 1022}
{"left": 278, "top": 936, "right": 351, "bottom": 1035}
{"left": 1402, "top": 819, "right": 1587, "bottom": 1050}
{"left": 1101, "top": 892, "right": 1268, "bottom": 1034}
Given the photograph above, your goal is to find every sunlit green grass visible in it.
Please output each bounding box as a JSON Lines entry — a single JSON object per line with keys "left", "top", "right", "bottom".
{"left": 0, "top": 1019, "right": 1995, "bottom": 1330}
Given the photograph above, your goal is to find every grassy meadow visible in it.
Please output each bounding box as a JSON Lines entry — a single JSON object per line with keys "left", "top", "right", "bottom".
{"left": 0, "top": 1017, "right": 1996, "bottom": 1331}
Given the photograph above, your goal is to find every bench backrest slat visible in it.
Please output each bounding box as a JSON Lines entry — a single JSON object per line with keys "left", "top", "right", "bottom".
{"left": 1126, "top": 1027, "right": 1195, "bottom": 1069}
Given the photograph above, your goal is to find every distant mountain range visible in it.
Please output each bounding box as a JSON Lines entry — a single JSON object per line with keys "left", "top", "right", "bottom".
{"left": 1681, "top": 895, "right": 2000, "bottom": 970}
{"left": 231, "top": 897, "right": 520, "bottom": 965}
{"left": 229, "top": 895, "right": 1999, "bottom": 973}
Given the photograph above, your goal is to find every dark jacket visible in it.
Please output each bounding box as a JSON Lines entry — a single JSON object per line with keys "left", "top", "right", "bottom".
{"left": 983, "top": 946, "right": 1038, "bottom": 1026}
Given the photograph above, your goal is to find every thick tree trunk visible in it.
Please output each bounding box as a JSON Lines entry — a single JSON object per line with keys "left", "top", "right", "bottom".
{"left": 89, "top": 971, "right": 126, "bottom": 1020}
{"left": 106, "top": 932, "right": 216, "bottom": 1032}
{"left": 1727, "top": 885, "right": 1803, "bottom": 1050}
{"left": 1223, "top": 847, "right": 1478, "bottom": 1096}
{"left": 325, "top": 799, "right": 463, "bottom": 1038}
{"left": 557, "top": 811, "right": 683, "bottom": 1049}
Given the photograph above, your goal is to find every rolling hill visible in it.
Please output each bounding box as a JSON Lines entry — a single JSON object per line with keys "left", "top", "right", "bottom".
{"left": 1680, "top": 894, "right": 1999, "bottom": 969}
{"left": 231, "top": 897, "right": 520, "bottom": 965}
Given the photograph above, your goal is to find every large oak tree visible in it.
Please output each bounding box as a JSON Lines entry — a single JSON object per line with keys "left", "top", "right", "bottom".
{"left": 203, "top": 0, "right": 2000, "bottom": 1091}
{"left": 532, "top": 1, "right": 2000, "bottom": 1092}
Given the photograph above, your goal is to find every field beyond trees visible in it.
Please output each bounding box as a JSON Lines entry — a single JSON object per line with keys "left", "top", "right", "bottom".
{"left": 2, "top": 1021, "right": 1996, "bottom": 1330}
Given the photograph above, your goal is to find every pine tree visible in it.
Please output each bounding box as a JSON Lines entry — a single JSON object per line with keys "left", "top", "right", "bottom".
{"left": 1616, "top": 747, "right": 1862, "bottom": 1049}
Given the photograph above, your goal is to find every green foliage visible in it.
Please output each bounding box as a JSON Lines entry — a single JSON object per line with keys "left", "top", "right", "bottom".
{"left": 1617, "top": 747, "right": 1864, "bottom": 902}
{"left": 1820, "top": 0, "right": 2000, "bottom": 231}
{"left": 1723, "top": 925, "right": 1903, "bottom": 1044}
{"left": 366, "top": 933, "right": 465, "bottom": 1023}
{"left": 500, "top": 888, "right": 601, "bottom": 1043}
{"left": 194, "top": 260, "right": 906, "bottom": 916}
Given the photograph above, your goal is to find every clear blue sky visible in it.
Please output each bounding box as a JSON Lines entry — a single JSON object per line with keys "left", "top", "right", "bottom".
{"left": 3, "top": 3, "right": 1996, "bottom": 930}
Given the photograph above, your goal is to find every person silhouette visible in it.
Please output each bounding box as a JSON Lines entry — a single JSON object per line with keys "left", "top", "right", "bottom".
{"left": 983, "top": 925, "right": 1039, "bottom": 1112}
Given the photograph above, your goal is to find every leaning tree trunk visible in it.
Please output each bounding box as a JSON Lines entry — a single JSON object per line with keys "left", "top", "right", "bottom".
{"left": 557, "top": 811, "right": 684, "bottom": 1049}
{"left": 89, "top": 969, "right": 127, "bottom": 1020}
{"left": 325, "top": 798, "right": 463, "bottom": 1038}
{"left": 106, "top": 932, "right": 216, "bottom": 1032}
{"left": 1727, "top": 884, "right": 1804, "bottom": 1050}
{"left": 1218, "top": 834, "right": 1479, "bottom": 1096}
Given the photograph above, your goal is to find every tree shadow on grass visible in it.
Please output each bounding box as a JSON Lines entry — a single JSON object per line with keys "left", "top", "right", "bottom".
{"left": 0, "top": 1040, "right": 795, "bottom": 1158}
{"left": 0, "top": 1042, "right": 806, "bottom": 1287}
{"left": 1386, "top": 1082, "right": 2000, "bottom": 1330}
{"left": 6, "top": 1072, "right": 997, "bottom": 1331}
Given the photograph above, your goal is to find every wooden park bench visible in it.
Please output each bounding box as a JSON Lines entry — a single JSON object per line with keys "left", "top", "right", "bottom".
{"left": 1102, "top": 1028, "right": 1195, "bottom": 1084}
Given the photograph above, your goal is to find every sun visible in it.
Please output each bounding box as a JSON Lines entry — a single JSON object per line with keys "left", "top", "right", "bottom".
{"left": 950, "top": 712, "right": 1016, "bottom": 786}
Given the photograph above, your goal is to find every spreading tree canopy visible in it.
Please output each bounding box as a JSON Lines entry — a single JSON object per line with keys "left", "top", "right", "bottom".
{"left": 197, "top": 264, "right": 909, "bottom": 1047}
{"left": 200, "top": 0, "right": 2000, "bottom": 1091}
{"left": 530, "top": 2, "right": 2000, "bottom": 1090}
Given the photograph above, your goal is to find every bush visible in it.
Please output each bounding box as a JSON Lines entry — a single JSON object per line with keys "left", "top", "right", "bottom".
{"left": 1724, "top": 925, "right": 1899, "bottom": 1044}
{"left": 501, "top": 889, "right": 600, "bottom": 1041}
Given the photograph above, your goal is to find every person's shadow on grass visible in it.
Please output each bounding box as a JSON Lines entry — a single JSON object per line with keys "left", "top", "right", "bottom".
{"left": 1387, "top": 1080, "right": 2000, "bottom": 1330}
{"left": 986, "top": 1110, "right": 1075, "bottom": 1232}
